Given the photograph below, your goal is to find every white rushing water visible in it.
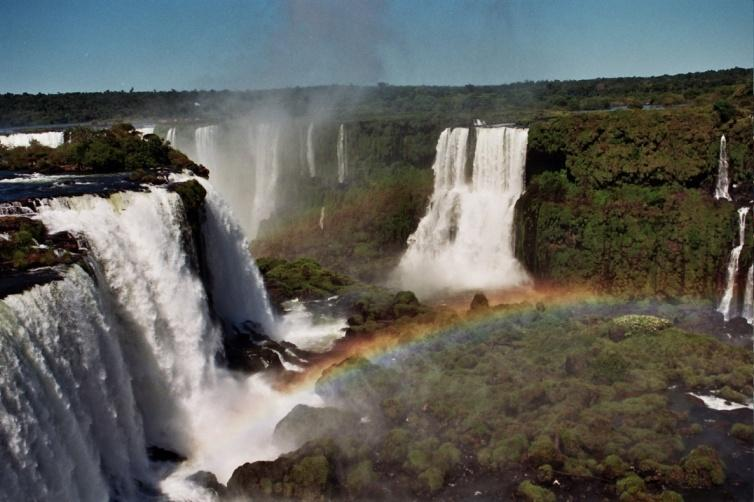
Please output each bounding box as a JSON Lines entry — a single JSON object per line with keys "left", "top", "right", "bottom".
{"left": 0, "top": 131, "right": 65, "bottom": 148}
{"left": 0, "top": 184, "right": 327, "bottom": 501}
{"left": 165, "top": 124, "right": 282, "bottom": 240}
{"left": 136, "top": 126, "right": 155, "bottom": 136}
{"left": 337, "top": 123, "right": 348, "bottom": 184}
{"left": 717, "top": 207, "right": 750, "bottom": 321}
{"left": 278, "top": 298, "right": 347, "bottom": 353}
{"left": 393, "top": 126, "right": 530, "bottom": 297}
{"left": 714, "top": 135, "right": 731, "bottom": 201}
{"left": 166, "top": 127, "right": 177, "bottom": 148}
{"left": 306, "top": 122, "right": 316, "bottom": 177}
{"left": 742, "top": 264, "right": 754, "bottom": 325}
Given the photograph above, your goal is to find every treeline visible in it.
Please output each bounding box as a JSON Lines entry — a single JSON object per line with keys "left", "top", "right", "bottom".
{"left": 1, "top": 68, "right": 750, "bottom": 127}
{"left": 0, "top": 123, "right": 205, "bottom": 175}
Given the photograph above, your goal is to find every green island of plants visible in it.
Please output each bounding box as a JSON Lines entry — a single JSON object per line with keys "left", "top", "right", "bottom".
{"left": 223, "top": 302, "right": 752, "bottom": 500}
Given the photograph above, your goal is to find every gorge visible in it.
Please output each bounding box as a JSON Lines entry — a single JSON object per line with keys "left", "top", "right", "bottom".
{"left": 0, "top": 66, "right": 752, "bottom": 501}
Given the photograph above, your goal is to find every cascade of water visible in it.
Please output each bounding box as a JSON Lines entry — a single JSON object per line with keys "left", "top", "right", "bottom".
{"left": 742, "top": 264, "right": 754, "bottom": 325}
{"left": 718, "top": 207, "right": 750, "bottom": 321}
{"left": 393, "top": 126, "right": 530, "bottom": 297}
{"left": 307, "top": 122, "right": 316, "bottom": 177}
{"left": 166, "top": 127, "right": 177, "bottom": 147}
{"left": 193, "top": 176, "right": 276, "bottom": 334}
{"left": 714, "top": 135, "right": 732, "bottom": 201}
{"left": 165, "top": 123, "right": 282, "bottom": 240}
{"left": 194, "top": 125, "right": 220, "bottom": 170}
{"left": 0, "top": 131, "right": 65, "bottom": 148}
{"left": 0, "top": 183, "right": 314, "bottom": 500}
{"left": 0, "top": 267, "right": 153, "bottom": 501}
{"left": 337, "top": 123, "right": 348, "bottom": 183}
{"left": 319, "top": 206, "right": 325, "bottom": 231}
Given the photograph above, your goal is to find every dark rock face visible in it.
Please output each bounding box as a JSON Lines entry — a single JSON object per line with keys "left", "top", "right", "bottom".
{"left": 220, "top": 321, "right": 311, "bottom": 374}
{"left": 469, "top": 292, "right": 489, "bottom": 311}
{"left": 147, "top": 446, "right": 187, "bottom": 463}
{"left": 187, "top": 471, "right": 226, "bottom": 497}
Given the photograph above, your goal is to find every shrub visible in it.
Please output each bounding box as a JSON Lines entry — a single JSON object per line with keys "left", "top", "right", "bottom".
{"left": 730, "top": 423, "right": 753, "bottom": 442}
{"left": 518, "top": 480, "right": 556, "bottom": 502}
{"left": 681, "top": 446, "right": 725, "bottom": 488}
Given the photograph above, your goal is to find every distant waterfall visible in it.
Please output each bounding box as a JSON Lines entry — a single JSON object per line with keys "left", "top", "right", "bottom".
{"left": 249, "top": 124, "right": 282, "bottom": 238}
{"left": 319, "top": 206, "right": 325, "bottom": 230}
{"left": 714, "top": 135, "right": 731, "bottom": 201}
{"left": 0, "top": 131, "right": 65, "bottom": 148}
{"left": 742, "top": 265, "right": 754, "bottom": 325}
{"left": 161, "top": 124, "right": 282, "bottom": 240}
{"left": 717, "top": 207, "right": 749, "bottom": 321}
{"left": 166, "top": 127, "right": 177, "bottom": 146}
{"left": 194, "top": 125, "right": 220, "bottom": 170}
{"left": 0, "top": 186, "right": 277, "bottom": 500}
{"left": 337, "top": 123, "right": 348, "bottom": 184}
{"left": 393, "top": 126, "right": 530, "bottom": 297}
{"left": 307, "top": 123, "right": 316, "bottom": 177}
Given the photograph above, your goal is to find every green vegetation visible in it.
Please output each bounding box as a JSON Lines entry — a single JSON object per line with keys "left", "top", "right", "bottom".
{"left": 227, "top": 301, "right": 753, "bottom": 499}
{"left": 515, "top": 175, "right": 741, "bottom": 297}
{"left": 256, "top": 166, "right": 432, "bottom": 282}
{"left": 729, "top": 423, "right": 753, "bottom": 443}
{"left": 256, "top": 256, "right": 428, "bottom": 333}
{"left": 0, "top": 123, "right": 207, "bottom": 176}
{"left": 0, "top": 217, "right": 81, "bottom": 272}
{"left": 1, "top": 68, "right": 749, "bottom": 127}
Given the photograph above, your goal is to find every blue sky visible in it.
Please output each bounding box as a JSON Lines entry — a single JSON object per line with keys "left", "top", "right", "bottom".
{"left": 1, "top": 0, "right": 751, "bottom": 93}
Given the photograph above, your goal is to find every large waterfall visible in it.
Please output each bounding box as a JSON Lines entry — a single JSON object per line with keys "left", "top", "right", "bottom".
{"left": 393, "top": 126, "right": 530, "bottom": 297}
{"left": 714, "top": 135, "right": 731, "bottom": 201}
{"left": 0, "top": 131, "right": 65, "bottom": 148}
{"left": 0, "top": 184, "right": 306, "bottom": 501}
{"left": 337, "top": 123, "right": 348, "bottom": 184}
{"left": 718, "top": 207, "right": 749, "bottom": 321}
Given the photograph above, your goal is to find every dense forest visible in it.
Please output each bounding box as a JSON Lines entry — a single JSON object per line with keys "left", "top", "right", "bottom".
{"left": 1, "top": 67, "right": 750, "bottom": 128}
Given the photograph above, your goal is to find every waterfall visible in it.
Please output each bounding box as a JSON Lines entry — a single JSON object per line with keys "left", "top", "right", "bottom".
{"left": 337, "top": 123, "right": 348, "bottom": 184}
{"left": 166, "top": 127, "right": 177, "bottom": 147}
{"left": 306, "top": 122, "right": 316, "bottom": 177}
{"left": 393, "top": 126, "right": 530, "bottom": 297}
{"left": 195, "top": 177, "right": 276, "bottom": 333}
{"left": 742, "top": 265, "right": 754, "bottom": 325}
{"left": 0, "top": 184, "right": 287, "bottom": 500}
{"left": 319, "top": 206, "right": 325, "bottom": 231}
{"left": 194, "top": 125, "right": 220, "bottom": 171}
{"left": 161, "top": 123, "right": 282, "bottom": 240}
{"left": 717, "top": 207, "right": 749, "bottom": 321}
{"left": 0, "top": 131, "right": 65, "bottom": 148}
{"left": 0, "top": 267, "right": 153, "bottom": 501}
{"left": 249, "top": 124, "right": 282, "bottom": 238}
{"left": 714, "top": 135, "right": 731, "bottom": 201}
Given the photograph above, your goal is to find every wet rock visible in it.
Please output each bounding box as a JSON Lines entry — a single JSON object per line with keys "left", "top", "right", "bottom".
{"left": 147, "top": 446, "right": 186, "bottom": 463}
{"left": 187, "top": 471, "right": 226, "bottom": 497}
{"left": 469, "top": 292, "right": 489, "bottom": 311}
